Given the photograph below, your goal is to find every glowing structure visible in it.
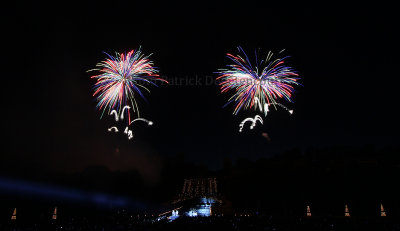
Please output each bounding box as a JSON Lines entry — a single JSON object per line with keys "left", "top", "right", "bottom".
{"left": 11, "top": 208, "right": 16, "bottom": 220}
{"left": 181, "top": 178, "right": 218, "bottom": 199}
{"left": 185, "top": 198, "right": 214, "bottom": 217}
{"left": 239, "top": 115, "right": 263, "bottom": 132}
{"left": 187, "top": 209, "right": 198, "bottom": 217}
{"left": 89, "top": 48, "right": 167, "bottom": 119}
{"left": 306, "top": 205, "right": 311, "bottom": 217}
{"left": 172, "top": 210, "right": 179, "bottom": 216}
{"left": 381, "top": 203, "right": 386, "bottom": 217}
{"left": 52, "top": 207, "right": 57, "bottom": 220}
{"left": 174, "top": 178, "right": 217, "bottom": 204}
{"left": 158, "top": 206, "right": 183, "bottom": 222}
{"left": 345, "top": 204, "right": 350, "bottom": 217}
{"left": 217, "top": 47, "right": 300, "bottom": 115}
{"left": 175, "top": 179, "right": 218, "bottom": 217}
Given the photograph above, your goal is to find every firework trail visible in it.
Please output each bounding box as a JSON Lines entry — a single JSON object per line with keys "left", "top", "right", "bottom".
{"left": 89, "top": 48, "right": 167, "bottom": 119}
{"left": 130, "top": 118, "right": 153, "bottom": 126}
{"left": 217, "top": 47, "right": 300, "bottom": 115}
{"left": 255, "top": 96, "right": 293, "bottom": 116}
{"left": 239, "top": 115, "right": 263, "bottom": 132}
{"left": 268, "top": 103, "right": 293, "bottom": 115}
{"left": 120, "top": 105, "right": 131, "bottom": 122}
{"left": 110, "top": 106, "right": 131, "bottom": 123}
{"left": 108, "top": 127, "right": 119, "bottom": 132}
{"left": 124, "top": 127, "right": 134, "bottom": 140}
{"left": 107, "top": 106, "right": 153, "bottom": 140}
{"left": 254, "top": 97, "right": 269, "bottom": 116}
{"left": 110, "top": 110, "right": 119, "bottom": 121}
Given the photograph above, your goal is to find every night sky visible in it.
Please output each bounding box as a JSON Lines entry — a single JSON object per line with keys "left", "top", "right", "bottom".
{"left": 2, "top": 2, "right": 399, "bottom": 179}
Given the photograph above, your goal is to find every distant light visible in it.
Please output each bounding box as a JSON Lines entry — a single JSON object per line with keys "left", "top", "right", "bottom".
{"left": 11, "top": 208, "right": 16, "bottom": 220}
{"left": 306, "top": 205, "right": 311, "bottom": 217}
{"left": 345, "top": 204, "right": 350, "bottom": 217}
{"left": 381, "top": 204, "right": 387, "bottom": 217}
{"left": 52, "top": 207, "right": 57, "bottom": 220}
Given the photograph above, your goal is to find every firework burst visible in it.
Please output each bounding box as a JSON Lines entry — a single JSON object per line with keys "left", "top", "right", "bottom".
{"left": 217, "top": 47, "right": 300, "bottom": 115}
{"left": 88, "top": 48, "right": 167, "bottom": 118}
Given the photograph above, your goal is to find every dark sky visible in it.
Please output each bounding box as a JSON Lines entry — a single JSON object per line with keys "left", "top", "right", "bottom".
{"left": 2, "top": 2, "right": 399, "bottom": 176}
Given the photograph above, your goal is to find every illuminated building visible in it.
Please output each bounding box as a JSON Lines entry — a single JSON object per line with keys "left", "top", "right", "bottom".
{"left": 168, "top": 177, "right": 233, "bottom": 217}
{"left": 179, "top": 178, "right": 218, "bottom": 201}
